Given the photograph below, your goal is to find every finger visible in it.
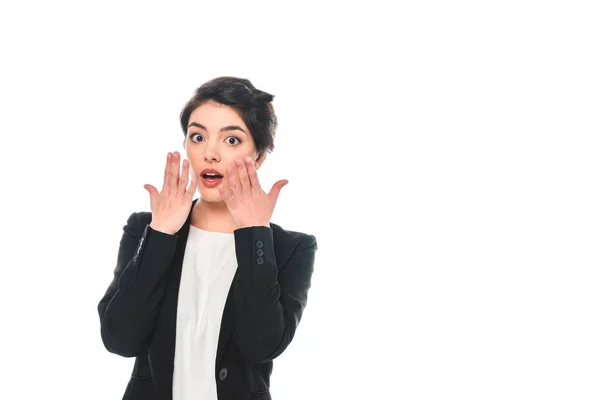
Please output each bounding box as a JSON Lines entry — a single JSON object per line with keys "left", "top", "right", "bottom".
{"left": 218, "top": 183, "right": 235, "bottom": 205}
{"left": 186, "top": 174, "right": 197, "bottom": 198}
{"left": 245, "top": 157, "right": 260, "bottom": 189}
{"left": 268, "top": 180, "right": 289, "bottom": 202}
{"left": 178, "top": 159, "right": 190, "bottom": 195}
{"left": 162, "top": 152, "right": 172, "bottom": 193}
{"left": 226, "top": 164, "right": 242, "bottom": 200}
{"left": 169, "top": 151, "right": 181, "bottom": 195}
{"left": 236, "top": 158, "right": 251, "bottom": 194}
{"left": 144, "top": 184, "right": 158, "bottom": 199}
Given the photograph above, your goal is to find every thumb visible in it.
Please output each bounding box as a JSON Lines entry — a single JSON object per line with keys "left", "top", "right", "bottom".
{"left": 143, "top": 184, "right": 158, "bottom": 199}
{"left": 268, "top": 180, "right": 289, "bottom": 203}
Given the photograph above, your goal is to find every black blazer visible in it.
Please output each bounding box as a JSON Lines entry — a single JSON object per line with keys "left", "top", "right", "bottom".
{"left": 97, "top": 198, "right": 317, "bottom": 400}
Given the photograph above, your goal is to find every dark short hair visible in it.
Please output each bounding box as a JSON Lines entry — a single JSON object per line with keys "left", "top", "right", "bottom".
{"left": 180, "top": 76, "right": 277, "bottom": 162}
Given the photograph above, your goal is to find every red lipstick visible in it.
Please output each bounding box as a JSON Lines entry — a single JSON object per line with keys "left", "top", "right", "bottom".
{"left": 199, "top": 168, "right": 224, "bottom": 188}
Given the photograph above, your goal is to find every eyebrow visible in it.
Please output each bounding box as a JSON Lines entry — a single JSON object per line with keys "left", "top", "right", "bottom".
{"left": 188, "top": 122, "right": 247, "bottom": 134}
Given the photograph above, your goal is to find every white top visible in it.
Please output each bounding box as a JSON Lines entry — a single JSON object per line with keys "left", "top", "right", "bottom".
{"left": 172, "top": 225, "right": 238, "bottom": 400}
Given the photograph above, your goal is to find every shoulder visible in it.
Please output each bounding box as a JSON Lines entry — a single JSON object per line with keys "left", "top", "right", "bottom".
{"left": 270, "top": 222, "right": 318, "bottom": 252}
{"left": 136, "top": 211, "right": 152, "bottom": 226}
{"left": 119, "top": 211, "right": 152, "bottom": 237}
{"left": 126, "top": 212, "right": 317, "bottom": 251}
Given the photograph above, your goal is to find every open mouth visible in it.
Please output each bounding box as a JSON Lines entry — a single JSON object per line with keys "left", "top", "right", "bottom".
{"left": 202, "top": 173, "right": 223, "bottom": 179}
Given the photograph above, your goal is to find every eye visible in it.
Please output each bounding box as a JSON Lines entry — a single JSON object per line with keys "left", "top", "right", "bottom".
{"left": 190, "top": 133, "right": 204, "bottom": 142}
{"left": 226, "top": 136, "right": 241, "bottom": 145}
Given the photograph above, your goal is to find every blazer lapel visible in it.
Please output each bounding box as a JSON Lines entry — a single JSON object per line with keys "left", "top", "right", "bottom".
{"left": 216, "top": 274, "right": 236, "bottom": 364}
{"left": 215, "top": 221, "right": 278, "bottom": 365}
{"left": 147, "top": 198, "right": 195, "bottom": 394}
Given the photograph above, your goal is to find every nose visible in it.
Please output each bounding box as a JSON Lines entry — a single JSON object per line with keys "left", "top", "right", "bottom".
{"left": 204, "top": 141, "right": 220, "bottom": 162}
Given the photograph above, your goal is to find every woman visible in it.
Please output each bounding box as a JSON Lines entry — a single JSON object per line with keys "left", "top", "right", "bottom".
{"left": 97, "top": 77, "right": 318, "bottom": 400}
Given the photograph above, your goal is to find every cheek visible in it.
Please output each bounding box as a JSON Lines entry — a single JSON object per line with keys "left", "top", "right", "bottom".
{"left": 185, "top": 152, "right": 200, "bottom": 174}
{"left": 232, "top": 149, "right": 255, "bottom": 163}
{"left": 188, "top": 163, "right": 201, "bottom": 178}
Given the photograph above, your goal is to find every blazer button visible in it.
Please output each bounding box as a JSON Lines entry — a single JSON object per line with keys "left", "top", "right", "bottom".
{"left": 256, "top": 249, "right": 264, "bottom": 257}
{"left": 257, "top": 257, "right": 264, "bottom": 265}
{"left": 256, "top": 240, "right": 263, "bottom": 248}
{"left": 219, "top": 368, "right": 228, "bottom": 380}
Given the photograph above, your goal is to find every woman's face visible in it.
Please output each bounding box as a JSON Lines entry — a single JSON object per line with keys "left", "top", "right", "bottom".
{"left": 185, "top": 100, "right": 263, "bottom": 202}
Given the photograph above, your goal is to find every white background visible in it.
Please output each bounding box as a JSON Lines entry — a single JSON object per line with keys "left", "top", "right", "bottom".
{"left": 1, "top": 1, "right": 599, "bottom": 399}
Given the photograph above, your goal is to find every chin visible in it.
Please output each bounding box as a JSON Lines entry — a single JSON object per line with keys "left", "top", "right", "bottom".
{"left": 198, "top": 190, "right": 224, "bottom": 203}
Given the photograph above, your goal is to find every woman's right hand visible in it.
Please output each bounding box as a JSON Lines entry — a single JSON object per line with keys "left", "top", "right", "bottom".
{"left": 143, "top": 151, "right": 197, "bottom": 235}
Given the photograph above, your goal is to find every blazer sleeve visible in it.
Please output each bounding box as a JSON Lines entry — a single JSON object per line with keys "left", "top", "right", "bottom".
{"left": 232, "top": 226, "right": 318, "bottom": 364}
{"left": 97, "top": 212, "right": 179, "bottom": 357}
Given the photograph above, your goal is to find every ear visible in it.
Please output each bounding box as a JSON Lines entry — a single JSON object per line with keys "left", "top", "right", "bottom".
{"left": 254, "top": 153, "right": 267, "bottom": 170}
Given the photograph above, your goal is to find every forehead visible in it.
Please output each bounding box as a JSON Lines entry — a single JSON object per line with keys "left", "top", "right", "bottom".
{"left": 189, "top": 101, "right": 247, "bottom": 130}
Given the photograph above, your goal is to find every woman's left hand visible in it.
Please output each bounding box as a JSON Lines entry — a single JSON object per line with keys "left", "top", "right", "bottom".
{"left": 219, "top": 156, "right": 288, "bottom": 229}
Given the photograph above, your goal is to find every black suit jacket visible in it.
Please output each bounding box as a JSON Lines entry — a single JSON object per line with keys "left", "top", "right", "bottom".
{"left": 97, "top": 198, "right": 317, "bottom": 400}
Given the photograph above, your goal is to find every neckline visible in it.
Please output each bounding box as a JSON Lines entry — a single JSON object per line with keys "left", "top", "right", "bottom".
{"left": 189, "top": 224, "right": 235, "bottom": 236}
